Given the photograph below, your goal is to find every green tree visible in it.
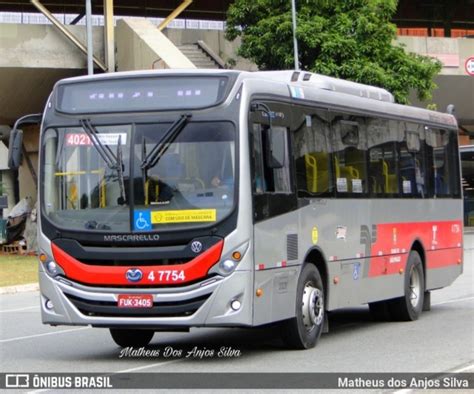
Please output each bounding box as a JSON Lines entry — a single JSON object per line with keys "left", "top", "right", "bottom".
{"left": 226, "top": 0, "right": 441, "bottom": 104}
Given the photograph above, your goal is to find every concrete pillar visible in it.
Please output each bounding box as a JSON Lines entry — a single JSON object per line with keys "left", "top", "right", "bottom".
{"left": 1, "top": 171, "right": 15, "bottom": 218}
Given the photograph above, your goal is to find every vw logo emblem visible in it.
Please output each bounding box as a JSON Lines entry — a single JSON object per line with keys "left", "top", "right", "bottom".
{"left": 191, "top": 241, "right": 203, "bottom": 254}
{"left": 126, "top": 268, "right": 143, "bottom": 282}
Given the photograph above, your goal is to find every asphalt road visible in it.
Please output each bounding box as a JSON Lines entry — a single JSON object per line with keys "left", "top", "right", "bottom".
{"left": 1, "top": 244, "right": 473, "bottom": 382}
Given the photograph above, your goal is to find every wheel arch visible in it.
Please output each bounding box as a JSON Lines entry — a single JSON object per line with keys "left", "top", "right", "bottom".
{"left": 302, "top": 247, "right": 329, "bottom": 308}
{"left": 410, "top": 238, "right": 426, "bottom": 279}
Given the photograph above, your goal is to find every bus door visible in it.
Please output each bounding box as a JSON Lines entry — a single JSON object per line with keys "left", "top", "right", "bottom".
{"left": 249, "top": 100, "right": 298, "bottom": 325}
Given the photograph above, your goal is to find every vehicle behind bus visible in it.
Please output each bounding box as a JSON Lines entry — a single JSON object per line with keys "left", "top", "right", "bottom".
{"left": 460, "top": 145, "right": 474, "bottom": 227}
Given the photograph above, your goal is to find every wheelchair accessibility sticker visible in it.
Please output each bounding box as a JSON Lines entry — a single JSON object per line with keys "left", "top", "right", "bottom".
{"left": 353, "top": 262, "right": 361, "bottom": 280}
{"left": 134, "top": 210, "right": 152, "bottom": 231}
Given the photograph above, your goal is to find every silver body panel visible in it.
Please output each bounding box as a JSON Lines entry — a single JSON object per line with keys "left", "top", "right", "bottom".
{"left": 253, "top": 198, "right": 462, "bottom": 323}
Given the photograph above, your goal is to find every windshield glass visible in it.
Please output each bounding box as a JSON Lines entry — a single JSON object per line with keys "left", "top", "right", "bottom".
{"left": 42, "top": 121, "right": 236, "bottom": 232}
{"left": 134, "top": 122, "right": 235, "bottom": 231}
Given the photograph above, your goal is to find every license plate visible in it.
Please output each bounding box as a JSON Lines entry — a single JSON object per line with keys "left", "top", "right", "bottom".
{"left": 117, "top": 294, "right": 153, "bottom": 308}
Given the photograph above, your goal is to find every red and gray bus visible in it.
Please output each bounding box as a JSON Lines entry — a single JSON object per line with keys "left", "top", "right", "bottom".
{"left": 9, "top": 70, "right": 463, "bottom": 349}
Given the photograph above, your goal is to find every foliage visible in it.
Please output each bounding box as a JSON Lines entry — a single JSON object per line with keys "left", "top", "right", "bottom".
{"left": 226, "top": 0, "right": 442, "bottom": 103}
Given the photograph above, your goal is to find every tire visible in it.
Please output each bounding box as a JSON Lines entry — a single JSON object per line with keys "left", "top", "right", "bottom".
{"left": 110, "top": 328, "right": 154, "bottom": 348}
{"left": 281, "top": 264, "right": 325, "bottom": 349}
{"left": 388, "top": 251, "right": 424, "bottom": 321}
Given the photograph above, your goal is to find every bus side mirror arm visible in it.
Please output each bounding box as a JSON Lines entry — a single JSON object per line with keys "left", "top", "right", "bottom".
{"left": 8, "top": 113, "right": 42, "bottom": 170}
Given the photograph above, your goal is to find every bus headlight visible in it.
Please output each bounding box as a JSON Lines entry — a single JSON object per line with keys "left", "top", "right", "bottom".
{"left": 220, "top": 259, "right": 237, "bottom": 274}
{"left": 40, "top": 252, "right": 65, "bottom": 277}
{"left": 208, "top": 241, "right": 249, "bottom": 277}
{"left": 45, "top": 299, "right": 54, "bottom": 310}
{"left": 46, "top": 261, "right": 59, "bottom": 275}
{"left": 230, "top": 299, "right": 241, "bottom": 311}
{"left": 45, "top": 260, "right": 65, "bottom": 277}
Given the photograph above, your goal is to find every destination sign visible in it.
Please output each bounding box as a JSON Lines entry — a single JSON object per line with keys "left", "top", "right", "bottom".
{"left": 56, "top": 76, "right": 229, "bottom": 114}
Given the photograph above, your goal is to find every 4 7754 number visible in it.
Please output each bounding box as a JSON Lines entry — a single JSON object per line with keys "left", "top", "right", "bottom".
{"left": 148, "top": 270, "right": 185, "bottom": 282}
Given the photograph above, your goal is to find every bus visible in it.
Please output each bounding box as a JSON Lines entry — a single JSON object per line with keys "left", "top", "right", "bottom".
{"left": 460, "top": 145, "right": 474, "bottom": 227}
{"left": 8, "top": 69, "right": 463, "bottom": 349}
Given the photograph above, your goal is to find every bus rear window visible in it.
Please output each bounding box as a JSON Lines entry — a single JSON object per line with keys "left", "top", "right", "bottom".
{"left": 56, "top": 76, "right": 230, "bottom": 114}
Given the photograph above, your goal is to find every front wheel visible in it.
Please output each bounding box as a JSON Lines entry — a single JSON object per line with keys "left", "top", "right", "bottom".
{"left": 281, "top": 264, "right": 325, "bottom": 349}
{"left": 110, "top": 328, "right": 154, "bottom": 348}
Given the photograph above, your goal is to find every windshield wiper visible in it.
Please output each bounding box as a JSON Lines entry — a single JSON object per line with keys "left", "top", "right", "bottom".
{"left": 80, "top": 119, "right": 117, "bottom": 169}
{"left": 116, "top": 134, "right": 126, "bottom": 205}
{"left": 141, "top": 114, "right": 191, "bottom": 171}
{"left": 140, "top": 114, "right": 191, "bottom": 204}
{"left": 80, "top": 119, "right": 126, "bottom": 205}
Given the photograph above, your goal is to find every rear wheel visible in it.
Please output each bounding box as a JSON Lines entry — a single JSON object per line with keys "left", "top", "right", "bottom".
{"left": 389, "top": 251, "right": 424, "bottom": 321}
{"left": 109, "top": 328, "right": 154, "bottom": 348}
{"left": 281, "top": 264, "right": 325, "bottom": 349}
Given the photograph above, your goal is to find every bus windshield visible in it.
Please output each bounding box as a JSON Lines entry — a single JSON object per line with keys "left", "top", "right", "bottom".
{"left": 42, "top": 121, "right": 236, "bottom": 232}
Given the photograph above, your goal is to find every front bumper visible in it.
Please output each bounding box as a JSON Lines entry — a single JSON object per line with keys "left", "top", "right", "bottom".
{"left": 39, "top": 266, "right": 253, "bottom": 328}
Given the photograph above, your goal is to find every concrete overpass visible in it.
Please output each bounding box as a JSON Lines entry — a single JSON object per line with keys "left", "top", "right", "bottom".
{"left": 399, "top": 36, "right": 474, "bottom": 141}
{"left": 1, "top": 21, "right": 472, "bottom": 127}
{"left": 0, "top": 15, "right": 253, "bottom": 214}
{"left": 0, "top": 18, "right": 249, "bottom": 125}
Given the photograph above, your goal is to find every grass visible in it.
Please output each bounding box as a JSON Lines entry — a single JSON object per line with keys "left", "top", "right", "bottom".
{"left": 0, "top": 254, "right": 38, "bottom": 287}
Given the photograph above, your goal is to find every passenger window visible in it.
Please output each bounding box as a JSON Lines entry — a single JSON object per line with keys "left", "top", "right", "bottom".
{"left": 425, "top": 127, "right": 458, "bottom": 198}
{"left": 331, "top": 113, "right": 368, "bottom": 195}
{"left": 450, "top": 133, "right": 461, "bottom": 198}
{"left": 399, "top": 123, "right": 426, "bottom": 198}
{"left": 367, "top": 118, "right": 400, "bottom": 197}
{"left": 293, "top": 108, "right": 333, "bottom": 197}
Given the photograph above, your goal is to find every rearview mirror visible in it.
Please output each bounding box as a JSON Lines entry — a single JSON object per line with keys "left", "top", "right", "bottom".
{"left": 265, "top": 126, "right": 287, "bottom": 169}
{"left": 8, "top": 129, "right": 23, "bottom": 170}
{"left": 7, "top": 113, "right": 42, "bottom": 170}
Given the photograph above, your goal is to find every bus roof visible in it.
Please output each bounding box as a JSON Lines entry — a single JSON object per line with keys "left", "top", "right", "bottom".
{"left": 53, "top": 69, "right": 457, "bottom": 129}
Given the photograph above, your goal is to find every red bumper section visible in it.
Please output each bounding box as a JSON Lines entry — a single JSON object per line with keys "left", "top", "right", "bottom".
{"left": 51, "top": 240, "right": 224, "bottom": 286}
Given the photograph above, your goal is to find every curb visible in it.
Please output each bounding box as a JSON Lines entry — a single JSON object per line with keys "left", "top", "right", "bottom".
{"left": 0, "top": 283, "right": 39, "bottom": 295}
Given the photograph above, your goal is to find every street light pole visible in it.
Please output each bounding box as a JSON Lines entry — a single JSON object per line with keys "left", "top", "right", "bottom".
{"left": 86, "top": 0, "right": 93, "bottom": 75}
{"left": 291, "top": 0, "right": 299, "bottom": 70}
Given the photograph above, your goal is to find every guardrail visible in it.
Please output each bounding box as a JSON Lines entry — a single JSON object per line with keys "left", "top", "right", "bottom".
{"left": 0, "top": 12, "right": 226, "bottom": 30}
{"left": 197, "top": 40, "right": 226, "bottom": 69}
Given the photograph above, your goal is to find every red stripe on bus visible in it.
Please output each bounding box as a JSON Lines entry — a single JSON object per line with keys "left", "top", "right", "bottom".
{"left": 368, "top": 220, "right": 463, "bottom": 277}
{"left": 51, "top": 240, "right": 224, "bottom": 286}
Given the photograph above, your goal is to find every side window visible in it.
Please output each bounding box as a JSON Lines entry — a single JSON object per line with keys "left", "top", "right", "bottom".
{"left": 367, "top": 118, "right": 401, "bottom": 197}
{"left": 450, "top": 133, "right": 461, "bottom": 198}
{"left": 251, "top": 102, "right": 291, "bottom": 194}
{"left": 399, "top": 122, "right": 426, "bottom": 198}
{"left": 425, "top": 127, "right": 459, "bottom": 198}
{"left": 331, "top": 113, "right": 368, "bottom": 196}
{"left": 252, "top": 123, "right": 265, "bottom": 193}
{"left": 293, "top": 107, "right": 333, "bottom": 197}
